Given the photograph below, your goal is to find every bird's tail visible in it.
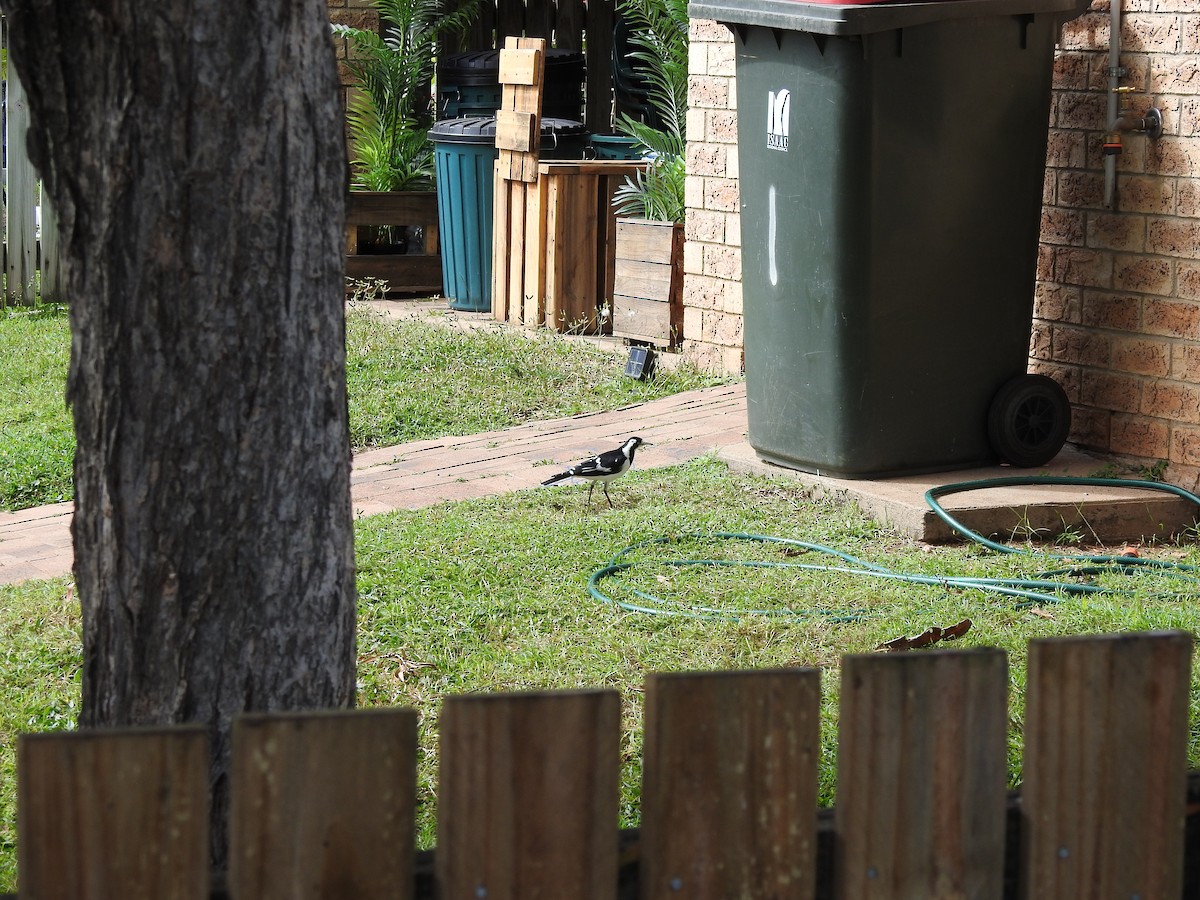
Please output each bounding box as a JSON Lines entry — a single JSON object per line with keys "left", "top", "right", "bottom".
{"left": 541, "top": 471, "right": 571, "bottom": 486}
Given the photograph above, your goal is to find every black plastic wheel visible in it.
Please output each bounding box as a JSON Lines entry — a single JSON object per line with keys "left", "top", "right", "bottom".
{"left": 987, "top": 374, "right": 1071, "bottom": 468}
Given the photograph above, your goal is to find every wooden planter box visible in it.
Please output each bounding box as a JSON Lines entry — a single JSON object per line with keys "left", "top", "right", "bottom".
{"left": 346, "top": 191, "right": 442, "bottom": 295}
{"left": 612, "top": 218, "right": 684, "bottom": 349}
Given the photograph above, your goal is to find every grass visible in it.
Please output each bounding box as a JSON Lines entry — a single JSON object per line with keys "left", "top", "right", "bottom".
{"left": 0, "top": 302, "right": 725, "bottom": 510}
{"left": 0, "top": 305, "right": 73, "bottom": 510}
{"left": 3, "top": 459, "right": 1200, "bottom": 887}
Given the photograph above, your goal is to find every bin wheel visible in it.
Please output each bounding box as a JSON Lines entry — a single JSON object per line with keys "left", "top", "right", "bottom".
{"left": 987, "top": 374, "right": 1071, "bottom": 468}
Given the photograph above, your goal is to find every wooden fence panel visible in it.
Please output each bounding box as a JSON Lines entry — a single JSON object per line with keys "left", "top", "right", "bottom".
{"left": 641, "top": 669, "right": 822, "bottom": 900}
{"left": 1021, "top": 630, "right": 1192, "bottom": 900}
{"left": 436, "top": 689, "right": 621, "bottom": 900}
{"left": 835, "top": 649, "right": 1009, "bottom": 899}
{"left": 228, "top": 709, "right": 417, "bottom": 900}
{"left": 17, "top": 726, "right": 210, "bottom": 900}
{"left": 3, "top": 45, "right": 37, "bottom": 307}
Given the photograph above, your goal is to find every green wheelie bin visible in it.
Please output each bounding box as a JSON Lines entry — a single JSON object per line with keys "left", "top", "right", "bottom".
{"left": 689, "top": 0, "right": 1086, "bottom": 476}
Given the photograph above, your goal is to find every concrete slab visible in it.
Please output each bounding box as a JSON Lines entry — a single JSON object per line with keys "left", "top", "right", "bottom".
{"left": 719, "top": 441, "right": 1200, "bottom": 545}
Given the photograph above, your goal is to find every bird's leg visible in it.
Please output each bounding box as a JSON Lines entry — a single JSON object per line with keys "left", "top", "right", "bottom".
{"left": 603, "top": 483, "right": 614, "bottom": 508}
{"left": 586, "top": 482, "right": 595, "bottom": 512}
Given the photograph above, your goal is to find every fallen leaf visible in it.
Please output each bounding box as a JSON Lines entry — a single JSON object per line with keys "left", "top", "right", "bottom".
{"left": 1028, "top": 607, "right": 1056, "bottom": 620}
{"left": 941, "top": 618, "right": 972, "bottom": 641}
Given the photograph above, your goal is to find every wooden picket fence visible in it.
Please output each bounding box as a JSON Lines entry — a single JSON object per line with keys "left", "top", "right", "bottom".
{"left": 1, "top": 17, "right": 62, "bottom": 307}
{"left": 10, "top": 631, "right": 1200, "bottom": 898}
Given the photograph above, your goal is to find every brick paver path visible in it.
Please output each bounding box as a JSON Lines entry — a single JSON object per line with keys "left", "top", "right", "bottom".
{"left": 0, "top": 383, "right": 747, "bottom": 586}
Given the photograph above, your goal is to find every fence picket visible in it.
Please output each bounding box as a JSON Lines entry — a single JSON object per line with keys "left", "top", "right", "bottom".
{"left": 17, "top": 726, "right": 210, "bottom": 900}
{"left": 641, "top": 669, "right": 822, "bottom": 900}
{"left": 436, "top": 689, "right": 620, "bottom": 900}
{"left": 228, "top": 709, "right": 417, "bottom": 900}
{"left": 1021, "top": 630, "right": 1192, "bottom": 900}
{"left": 835, "top": 649, "right": 1010, "bottom": 899}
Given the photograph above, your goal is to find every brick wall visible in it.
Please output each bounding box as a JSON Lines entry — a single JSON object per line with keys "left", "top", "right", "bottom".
{"left": 327, "top": 0, "right": 379, "bottom": 112}
{"left": 685, "top": 3, "right": 1200, "bottom": 489}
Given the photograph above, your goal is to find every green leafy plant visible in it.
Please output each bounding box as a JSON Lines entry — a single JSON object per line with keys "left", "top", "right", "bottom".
{"left": 333, "top": 0, "right": 479, "bottom": 192}
{"left": 611, "top": 0, "right": 688, "bottom": 223}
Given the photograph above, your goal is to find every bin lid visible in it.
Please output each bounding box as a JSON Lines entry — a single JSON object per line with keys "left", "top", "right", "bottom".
{"left": 430, "top": 116, "right": 589, "bottom": 145}
{"left": 438, "top": 49, "right": 586, "bottom": 84}
{"left": 688, "top": 0, "right": 1089, "bottom": 35}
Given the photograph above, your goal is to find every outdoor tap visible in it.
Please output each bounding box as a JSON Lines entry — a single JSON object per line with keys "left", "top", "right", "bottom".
{"left": 1108, "top": 86, "right": 1164, "bottom": 141}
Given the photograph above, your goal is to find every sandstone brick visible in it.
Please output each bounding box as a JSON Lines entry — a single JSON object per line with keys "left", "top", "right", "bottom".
{"left": 1147, "top": 136, "right": 1200, "bottom": 177}
{"left": 1178, "top": 261, "right": 1200, "bottom": 300}
{"left": 721, "top": 279, "right": 744, "bottom": 315}
{"left": 1045, "top": 129, "right": 1088, "bottom": 169}
{"left": 1123, "top": 14, "right": 1182, "bottom": 54}
{"left": 1114, "top": 255, "right": 1173, "bottom": 294}
{"left": 686, "top": 108, "right": 706, "bottom": 143}
{"left": 1179, "top": 97, "right": 1200, "bottom": 137}
{"left": 1054, "top": 247, "right": 1114, "bottom": 288}
{"left": 1081, "top": 291, "right": 1140, "bottom": 330}
{"left": 1037, "top": 245, "right": 1057, "bottom": 281}
{"left": 686, "top": 143, "right": 727, "bottom": 178}
{"left": 724, "top": 212, "right": 741, "bottom": 249}
{"left": 1151, "top": 55, "right": 1199, "bottom": 93}
{"left": 1186, "top": 16, "right": 1200, "bottom": 53}
{"left": 1110, "top": 414, "right": 1171, "bottom": 458}
{"left": 1087, "top": 212, "right": 1145, "bottom": 251}
{"left": 1056, "top": 90, "right": 1109, "bottom": 129}
{"left": 1054, "top": 325, "right": 1112, "bottom": 367}
{"left": 702, "top": 177, "right": 738, "bottom": 212}
{"left": 685, "top": 174, "right": 705, "bottom": 210}
{"left": 1080, "top": 369, "right": 1142, "bottom": 413}
{"left": 1173, "top": 344, "right": 1200, "bottom": 381}
{"left": 684, "top": 275, "right": 723, "bottom": 311}
{"left": 1035, "top": 282, "right": 1083, "bottom": 323}
{"left": 1055, "top": 170, "right": 1105, "bottom": 210}
{"left": 1089, "top": 54, "right": 1150, "bottom": 92}
{"left": 1060, "top": 10, "right": 1107, "bottom": 52}
{"left": 706, "top": 110, "right": 739, "bottom": 145}
{"left": 708, "top": 41, "right": 737, "bottom": 78}
{"left": 689, "top": 75, "right": 731, "bottom": 111}
{"left": 1113, "top": 175, "right": 1174, "bottom": 214}
{"left": 1172, "top": 425, "right": 1200, "bottom": 466}
{"left": 690, "top": 18, "right": 735, "bottom": 42}
{"left": 1147, "top": 217, "right": 1200, "bottom": 258}
{"left": 1033, "top": 362, "right": 1081, "bottom": 401}
{"left": 683, "top": 307, "right": 704, "bottom": 341}
{"left": 1042, "top": 169, "right": 1055, "bottom": 205}
{"left": 1042, "top": 207, "right": 1086, "bottom": 245}
{"left": 725, "top": 144, "right": 740, "bottom": 179}
{"left": 703, "top": 245, "right": 741, "bottom": 281}
{"left": 1068, "top": 404, "right": 1111, "bottom": 450}
{"left": 689, "top": 41, "right": 710, "bottom": 77}
{"left": 329, "top": 8, "right": 377, "bottom": 28}
{"left": 1111, "top": 335, "right": 1171, "bottom": 376}
{"left": 1143, "top": 297, "right": 1200, "bottom": 338}
{"left": 687, "top": 208, "right": 726, "bottom": 244}
{"left": 1054, "top": 51, "right": 1090, "bottom": 90}
{"left": 1142, "top": 380, "right": 1200, "bottom": 423}
{"left": 1177, "top": 178, "right": 1200, "bottom": 216}
{"left": 1030, "top": 320, "right": 1053, "bottom": 360}
{"left": 683, "top": 240, "right": 704, "bottom": 277}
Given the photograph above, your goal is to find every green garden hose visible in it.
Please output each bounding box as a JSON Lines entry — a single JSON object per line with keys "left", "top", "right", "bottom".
{"left": 588, "top": 477, "right": 1200, "bottom": 620}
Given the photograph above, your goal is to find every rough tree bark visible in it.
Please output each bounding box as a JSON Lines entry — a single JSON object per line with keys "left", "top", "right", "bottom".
{"left": 1, "top": 0, "right": 356, "bottom": 867}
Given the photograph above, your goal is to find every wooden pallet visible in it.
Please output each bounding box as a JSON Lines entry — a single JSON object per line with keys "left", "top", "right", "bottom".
{"left": 345, "top": 191, "right": 442, "bottom": 295}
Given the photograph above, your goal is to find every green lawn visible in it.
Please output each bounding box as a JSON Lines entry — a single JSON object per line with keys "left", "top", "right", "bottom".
{"left": 3, "top": 459, "right": 1200, "bottom": 887}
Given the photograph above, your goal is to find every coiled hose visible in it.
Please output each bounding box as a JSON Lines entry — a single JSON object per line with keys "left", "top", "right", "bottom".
{"left": 588, "top": 476, "right": 1200, "bottom": 620}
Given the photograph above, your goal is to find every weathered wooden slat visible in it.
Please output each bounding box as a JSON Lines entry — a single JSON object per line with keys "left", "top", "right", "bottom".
{"left": 611, "top": 295, "right": 674, "bottom": 345}
{"left": 437, "top": 689, "right": 620, "bottom": 900}
{"left": 641, "top": 669, "right": 821, "bottom": 900}
{"left": 498, "top": 48, "right": 542, "bottom": 87}
{"left": 1021, "top": 631, "right": 1191, "bottom": 900}
{"left": 614, "top": 257, "right": 675, "bottom": 303}
{"left": 615, "top": 218, "right": 677, "bottom": 262}
{"left": 345, "top": 191, "right": 440, "bottom": 227}
{"left": 491, "top": 158, "right": 511, "bottom": 321}
{"left": 228, "top": 709, "right": 417, "bottom": 900}
{"left": 544, "top": 171, "right": 600, "bottom": 332}
{"left": 4, "top": 54, "right": 38, "bottom": 305}
{"left": 835, "top": 649, "right": 1009, "bottom": 899}
{"left": 495, "top": 110, "right": 538, "bottom": 154}
{"left": 18, "top": 726, "right": 210, "bottom": 900}
{"left": 345, "top": 254, "right": 444, "bottom": 294}
{"left": 523, "top": 174, "right": 549, "bottom": 326}
{"left": 583, "top": 0, "right": 615, "bottom": 133}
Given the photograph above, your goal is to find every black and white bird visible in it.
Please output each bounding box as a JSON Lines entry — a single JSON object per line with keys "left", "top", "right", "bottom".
{"left": 541, "top": 436, "right": 647, "bottom": 510}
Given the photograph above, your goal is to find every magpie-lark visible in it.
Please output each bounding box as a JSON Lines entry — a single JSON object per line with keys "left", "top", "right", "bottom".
{"left": 541, "top": 436, "right": 647, "bottom": 510}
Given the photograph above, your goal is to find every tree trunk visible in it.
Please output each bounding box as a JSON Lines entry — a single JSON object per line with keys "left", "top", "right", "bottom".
{"left": 1, "top": 0, "right": 356, "bottom": 869}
